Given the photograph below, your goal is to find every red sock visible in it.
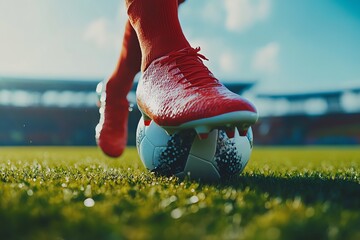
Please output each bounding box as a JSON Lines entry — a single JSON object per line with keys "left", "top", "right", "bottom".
{"left": 126, "top": 0, "right": 190, "bottom": 71}
{"left": 106, "top": 20, "right": 141, "bottom": 101}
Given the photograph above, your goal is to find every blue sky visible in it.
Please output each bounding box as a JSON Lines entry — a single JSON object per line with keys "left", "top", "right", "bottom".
{"left": 0, "top": 0, "right": 360, "bottom": 93}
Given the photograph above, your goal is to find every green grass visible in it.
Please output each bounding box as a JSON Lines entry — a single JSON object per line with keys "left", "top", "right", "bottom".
{"left": 0, "top": 146, "right": 359, "bottom": 240}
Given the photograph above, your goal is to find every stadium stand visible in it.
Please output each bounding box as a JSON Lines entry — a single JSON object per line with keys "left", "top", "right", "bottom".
{"left": 1, "top": 76, "right": 359, "bottom": 146}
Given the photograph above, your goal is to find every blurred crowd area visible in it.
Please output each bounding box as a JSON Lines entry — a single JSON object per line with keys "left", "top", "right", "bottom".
{"left": 1, "top": 77, "right": 360, "bottom": 146}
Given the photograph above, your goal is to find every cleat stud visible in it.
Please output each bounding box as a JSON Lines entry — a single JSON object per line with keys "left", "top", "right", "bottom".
{"left": 198, "top": 133, "right": 209, "bottom": 140}
{"left": 144, "top": 119, "right": 151, "bottom": 126}
{"left": 195, "top": 126, "right": 211, "bottom": 140}
{"left": 141, "top": 111, "right": 152, "bottom": 126}
{"left": 226, "top": 130, "right": 235, "bottom": 138}
{"left": 239, "top": 129, "right": 248, "bottom": 137}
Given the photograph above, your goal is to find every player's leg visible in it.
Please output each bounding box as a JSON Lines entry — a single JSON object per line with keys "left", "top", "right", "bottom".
{"left": 126, "top": 0, "right": 258, "bottom": 139}
{"left": 126, "top": 0, "right": 190, "bottom": 71}
{"left": 96, "top": 0, "right": 187, "bottom": 157}
{"left": 96, "top": 20, "right": 141, "bottom": 158}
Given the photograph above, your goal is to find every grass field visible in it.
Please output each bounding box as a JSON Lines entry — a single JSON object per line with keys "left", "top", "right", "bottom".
{"left": 0, "top": 146, "right": 359, "bottom": 240}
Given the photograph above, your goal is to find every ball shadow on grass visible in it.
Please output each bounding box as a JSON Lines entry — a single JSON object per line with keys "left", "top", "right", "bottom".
{"left": 217, "top": 174, "right": 360, "bottom": 209}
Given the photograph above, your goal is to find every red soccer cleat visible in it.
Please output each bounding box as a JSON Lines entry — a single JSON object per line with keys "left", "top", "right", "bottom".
{"left": 95, "top": 81, "right": 129, "bottom": 157}
{"left": 136, "top": 47, "right": 258, "bottom": 138}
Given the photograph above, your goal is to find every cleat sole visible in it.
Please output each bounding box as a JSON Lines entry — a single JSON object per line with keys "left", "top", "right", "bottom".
{"left": 139, "top": 109, "right": 258, "bottom": 140}
{"left": 161, "top": 111, "right": 257, "bottom": 134}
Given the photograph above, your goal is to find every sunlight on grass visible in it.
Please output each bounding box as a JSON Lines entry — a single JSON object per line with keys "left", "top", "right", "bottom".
{"left": 0, "top": 146, "right": 359, "bottom": 239}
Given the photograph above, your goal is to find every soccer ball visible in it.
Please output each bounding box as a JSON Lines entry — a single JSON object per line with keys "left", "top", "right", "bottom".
{"left": 136, "top": 117, "right": 253, "bottom": 182}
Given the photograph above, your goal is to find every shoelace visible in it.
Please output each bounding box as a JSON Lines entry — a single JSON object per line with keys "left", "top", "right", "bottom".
{"left": 158, "top": 47, "right": 221, "bottom": 89}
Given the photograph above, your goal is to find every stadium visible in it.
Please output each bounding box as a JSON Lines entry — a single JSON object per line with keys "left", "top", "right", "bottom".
{"left": 1, "top": 76, "right": 359, "bottom": 239}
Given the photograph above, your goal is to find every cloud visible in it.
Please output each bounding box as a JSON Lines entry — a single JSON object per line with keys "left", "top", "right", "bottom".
{"left": 224, "top": 0, "right": 271, "bottom": 32}
{"left": 219, "top": 52, "right": 240, "bottom": 74}
{"left": 252, "top": 42, "right": 280, "bottom": 74}
{"left": 83, "top": 18, "right": 108, "bottom": 47}
{"left": 83, "top": 18, "right": 121, "bottom": 49}
{"left": 201, "top": 0, "right": 223, "bottom": 25}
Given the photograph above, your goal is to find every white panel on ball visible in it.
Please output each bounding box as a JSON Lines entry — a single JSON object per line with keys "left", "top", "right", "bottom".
{"left": 138, "top": 137, "right": 156, "bottom": 170}
{"left": 145, "top": 121, "right": 171, "bottom": 146}
{"left": 184, "top": 155, "right": 221, "bottom": 182}
{"left": 189, "top": 130, "right": 217, "bottom": 161}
